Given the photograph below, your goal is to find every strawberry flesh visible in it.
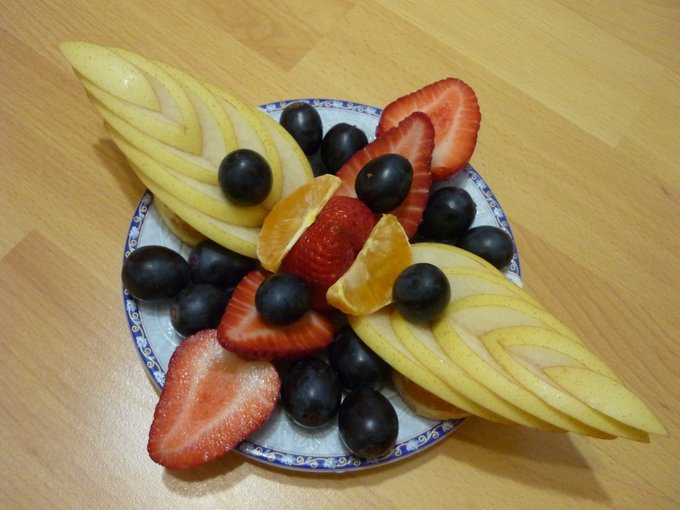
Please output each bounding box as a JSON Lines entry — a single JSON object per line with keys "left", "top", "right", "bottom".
{"left": 217, "top": 270, "right": 334, "bottom": 359}
{"left": 281, "top": 196, "right": 377, "bottom": 310}
{"left": 147, "top": 329, "right": 280, "bottom": 469}
{"left": 335, "top": 112, "right": 434, "bottom": 238}
{"left": 377, "top": 78, "right": 480, "bottom": 181}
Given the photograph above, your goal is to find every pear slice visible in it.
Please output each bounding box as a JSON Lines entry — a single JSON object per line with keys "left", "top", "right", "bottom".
{"left": 81, "top": 53, "right": 237, "bottom": 186}
{"left": 158, "top": 62, "right": 284, "bottom": 210}
{"left": 133, "top": 169, "right": 259, "bottom": 257}
{"left": 411, "top": 242, "right": 500, "bottom": 273}
{"left": 63, "top": 43, "right": 202, "bottom": 153}
{"left": 82, "top": 66, "right": 283, "bottom": 213}
{"left": 94, "top": 96, "right": 223, "bottom": 185}
{"left": 487, "top": 326, "right": 620, "bottom": 380}
{"left": 441, "top": 267, "right": 543, "bottom": 309}
{"left": 392, "top": 310, "right": 565, "bottom": 431}
{"left": 61, "top": 42, "right": 304, "bottom": 215}
{"left": 432, "top": 316, "right": 615, "bottom": 437}
{"left": 59, "top": 41, "right": 159, "bottom": 110}
{"left": 446, "top": 294, "right": 584, "bottom": 345}
{"left": 544, "top": 366, "right": 667, "bottom": 436}
{"left": 107, "top": 126, "right": 269, "bottom": 227}
{"left": 347, "top": 308, "right": 507, "bottom": 422}
{"left": 481, "top": 327, "right": 653, "bottom": 440}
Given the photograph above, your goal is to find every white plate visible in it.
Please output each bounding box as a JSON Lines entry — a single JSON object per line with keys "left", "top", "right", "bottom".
{"left": 122, "top": 99, "right": 522, "bottom": 472}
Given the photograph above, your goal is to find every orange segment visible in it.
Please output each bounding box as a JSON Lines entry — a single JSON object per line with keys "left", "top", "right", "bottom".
{"left": 257, "top": 174, "right": 341, "bottom": 272}
{"left": 155, "top": 197, "right": 206, "bottom": 246}
{"left": 327, "top": 214, "right": 412, "bottom": 315}
{"left": 392, "top": 370, "right": 468, "bottom": 420}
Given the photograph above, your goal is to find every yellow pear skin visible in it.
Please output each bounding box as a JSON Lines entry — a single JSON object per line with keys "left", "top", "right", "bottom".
{"left": 432, "top": 315, "right": 615, "bottom": 437}
{"left": 347, "top": 308, "right": 505, "bottom": 422}
{"left": 482, "top": 329, "right": 650, "bottom": 441}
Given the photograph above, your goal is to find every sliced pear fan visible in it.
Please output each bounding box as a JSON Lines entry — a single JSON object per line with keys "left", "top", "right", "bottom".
{"left": 392, "top": 310, "right": 564, "bottom": 431}
{"left": 432, "top": 316, "right": 615, "bottom": 438}
{"left": 60, "top": 41, "right": 315, "bottom": 255}
{"left": 107, "top": 126, "right": 269, "bottom": 227}
{"left": 440, "top": 266, "right": 544, "bottom": 309}
{"left": 347, "top": 309, "right": 499, "bottom": 421}
{"left": 446, "top": 294, "right": 584, "bottom": 345}
{"left": 69, "top": 43, "right": 203, "bottom": 154}
{"left": 481, "top": 327, "right": 663, "bottom": 439}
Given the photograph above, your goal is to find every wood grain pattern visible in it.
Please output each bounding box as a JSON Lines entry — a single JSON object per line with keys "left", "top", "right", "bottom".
{"left": 1, "top": 1, "right": 678, "bottom": 508}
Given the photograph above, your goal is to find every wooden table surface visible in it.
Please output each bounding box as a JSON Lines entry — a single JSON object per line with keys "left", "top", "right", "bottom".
{"left": 2, "top": 1, "right": 678, "bottom": 508}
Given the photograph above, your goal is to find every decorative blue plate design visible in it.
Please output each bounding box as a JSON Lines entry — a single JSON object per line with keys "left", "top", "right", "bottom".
{"left": 122, "top": 99, "right": 521, "bottom": 473}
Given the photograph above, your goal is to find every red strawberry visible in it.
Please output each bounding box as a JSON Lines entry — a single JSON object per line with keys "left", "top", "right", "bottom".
{"left": 147, "top": 329, "right": 279, "bottom": 469}
{"left": 281, "top": 196, "right": 377, "bottom": 310}
{"left": 377, "top": 78, "right": 481, "bottom": 181}
{"left": 217, "top": 270, "right": 334, "bottom": 359}
{"left": 335, "top": 112, "right": 434, "bottom": 238}
{"left": 315, "top": 195, "right": 377, "bottom": 253}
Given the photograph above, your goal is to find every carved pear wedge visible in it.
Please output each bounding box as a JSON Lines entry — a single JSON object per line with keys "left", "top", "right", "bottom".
{"left": 347, "top": 308, "right": 503, "bottom": 421}
{"left": 391, "top": 310, "right": 560, "bottom": 430}
{"left": 441, "top": 267, "right": 543, "bottom": 309}
{"left": 446, "top": 294, "right": 583, "bottom": 345}
{"left": 544, "top": 366, "right": 666, "bottom": 436}
{"left": 133, "top": 169, "right": 259, "bottom": 257}
{"left": 431, "top": 315, "right": 614, "bottom": 437}
{"left": 481, "top": 327, "right": 652, "bottom": 441}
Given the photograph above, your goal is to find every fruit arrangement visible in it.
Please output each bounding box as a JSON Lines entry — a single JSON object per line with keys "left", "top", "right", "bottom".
{"left": 61, "top": 42, "right": 666, "bottom": 471}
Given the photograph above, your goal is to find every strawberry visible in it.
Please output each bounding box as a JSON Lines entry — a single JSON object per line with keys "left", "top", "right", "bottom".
{"left": 315, "top": 195, "right": 377, "bottom": 253}
{"left": 281, "top": 196, "right": 377, "bottom": 310}
{"left": 147, "top": 329, "right": 279, "bottom": 469}
{"left": 377, "top": 78, "right": 481, "bottom": 181}
{"left": 335, "top": 112, "right": 434, "bottom": 238}
{"left": 217, "top": 270, "right": 334, "bottom": 359}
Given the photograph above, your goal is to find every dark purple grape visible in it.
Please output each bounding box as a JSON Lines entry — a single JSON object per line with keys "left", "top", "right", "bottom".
{"left": 170, "top": 283, "right": 232, "bottom": 337}
{"left": 338, "top": 388, "right": 398, "bottom": 459}
{"left": 218, "top": 149, "right": 272, "bottom": 206}
{"left": 328, "top": 326, "right": 390, "bottom": 391}
{"left": 281, "top": 357, "right": 342, "bottom": 428}
{"left": 419, "top": 187, "right": 476, "bottom": 241}
{"left": 320, "top": 123, "right": 368, "bottom": 174}
{"left": 122, "top": 245, "right": 190, "bottom": 302}
{"left": 393, "top": 263, "right": 450, "bottom": 323}
{"left": 307, "top": 151, "right": 330, "bottom": 177}
{"left": 188, "top": 240, "right": 256, "bottom": 288}
{"left": 455, "top": 225, "right": 514, "bottom": 270}
{"left": 255, "top": 272, "right": 310, "bottom": 326}
{"left": 355, "top": 153, "right": 413, "bottom": 213}
{"left": 279, "top": 102, "right": 323, "bottom": 155}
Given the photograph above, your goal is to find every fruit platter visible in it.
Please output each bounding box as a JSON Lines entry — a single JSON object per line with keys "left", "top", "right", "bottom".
{"left": 61, "top": 42, "right": 666, "bottom": 474}
{"left": 124, "top": 98, "right": 523, "bottom": 471}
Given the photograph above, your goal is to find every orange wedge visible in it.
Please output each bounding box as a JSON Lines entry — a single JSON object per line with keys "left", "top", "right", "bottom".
{"left": 257, "top": 174, "right": 341, "bottom": 272}
{"left": 392, "top": 370, "right": 469, "bottom": 420}
{"left": 327, "top": 214, "right": 412, "bottom": 315}
{"left": 155, "top": 198, "right": 206, "bottom": 246}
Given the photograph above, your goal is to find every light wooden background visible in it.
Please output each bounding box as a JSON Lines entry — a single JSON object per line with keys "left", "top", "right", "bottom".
{"left": 1, "top": 1, "right": 678, "bottom": 509}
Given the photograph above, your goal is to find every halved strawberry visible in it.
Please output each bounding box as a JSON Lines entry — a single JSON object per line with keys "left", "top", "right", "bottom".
{"left": 315, "top": 195, "right": 377, "bottom": 253}
{"left": 335, "top": 112, "right": 434, "bottom": 238}
{"left": 217, "top": 270, "right": 334, "bottom": 359}
{"left": 281, "top": 196, "right": 377, "bottom": 310}
{"left": 147, "top": 329, "right": 279, "bottom": 469}
{"left": 377, "top": 78, "right": 481, "bottom": 181}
